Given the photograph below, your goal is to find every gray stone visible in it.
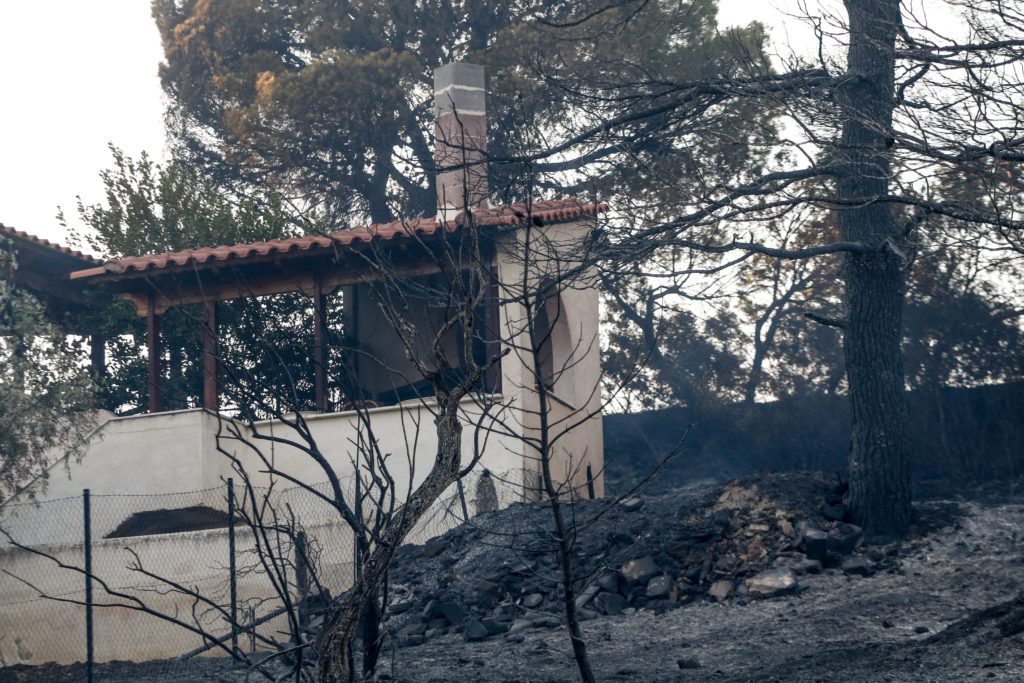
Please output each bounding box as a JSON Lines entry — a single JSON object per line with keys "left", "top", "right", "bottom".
{"left": 802, "top": 528, "right": 829, "bottom": 560}
{"left": 437, "top": 601, "right": 469, "bottom": 626}
{"left": 677, "top": 658, "right": 701, "bottom": 670}
{"left": 522, "top": 593, "right": 544, "bottom": 609}
{"left": 621, "top": 497, "right": 644, "bottom": 512}
{"left": 620, "top": 556, "right": 661, "bottom": 584}
{"left": 505, "top": 632, "right": 526, "bottom": 643}
{"left": 596, "top": 570, "right": 621, "bottom": 594}
{"left": 708, "top": 580, "right": 733, "bottom": 602}
{"left": 529, "top": 615, "right": 561, "bottom": 628}
{"left": 746, "top": 568, "right": 799, "bottom": 599}
{"left": 481, "top": 617, "right": 510, "bottom": 635}
{"left": 508, "top": 619, "right": 533, "bottom": 634}
{"left": 575, "top": 584, "right": 601, "bottom": 610}
{"left": 646, "top": 575, "right": 675, "bottom": 599}
{"left": 403, "top": 634, "right": 424, "bottom": 647}
{"left": 398, "top": 622, "right": 426, "bottom": 638}
{"left": 577, "top": 608, "right": 599, "bottom": 621}
{"left": 424, "top": 627, "right": 447, "bottom": 639}
{"left": 827, "top": 524, "right": 864, "bottom": 556}
{"left": 422, "top": 538, "right": 447, "bottom": 559}
{"left": 820, "top": 501, "right": 847, "bottom": 522}
{"left": 841, "top": 557, "right": 874, "bottom": 577}
{"left": 463, "top": 617, "right": 489, "bottom": 642}
{"left": 593, "top": 592, "right": 627, "bottom": 615}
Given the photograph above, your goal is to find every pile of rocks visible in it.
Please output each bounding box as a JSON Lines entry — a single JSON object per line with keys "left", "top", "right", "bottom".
{"left": 382, "top": 472, "right": 897, "bottom": 648}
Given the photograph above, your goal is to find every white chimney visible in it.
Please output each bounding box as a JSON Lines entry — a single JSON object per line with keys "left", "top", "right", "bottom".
{"left": 433, "top": 62, "right": 488, "bottom": 220}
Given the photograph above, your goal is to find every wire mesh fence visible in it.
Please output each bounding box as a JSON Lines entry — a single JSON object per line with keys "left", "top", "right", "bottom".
{"left": 0, "top": 468, "right": 526, "bottom": 678}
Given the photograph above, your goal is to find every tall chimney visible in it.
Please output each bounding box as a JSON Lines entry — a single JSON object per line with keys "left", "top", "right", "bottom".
{"left": 434, "top": 62, "right": 488, "bottom": 220}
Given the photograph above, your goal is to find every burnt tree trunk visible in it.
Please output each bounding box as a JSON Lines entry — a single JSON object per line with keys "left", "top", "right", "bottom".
{"left": 317, "top": 398, "right": 464, "bottom": 682}
{"left": 836, "top": 0, "right": 912, "bottom": 541}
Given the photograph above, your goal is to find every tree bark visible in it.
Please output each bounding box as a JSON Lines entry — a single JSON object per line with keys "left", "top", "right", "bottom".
{"left": 837, "top": 0, "right": 912, "bottom": 541}
{"left": 317, "top": 400, "right": 464, "bottom": 682}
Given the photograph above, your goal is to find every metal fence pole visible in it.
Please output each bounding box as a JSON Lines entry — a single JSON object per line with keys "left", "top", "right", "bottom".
{"left": 227, "top": 477, "right": 238, "bottom": 658}
{"left": 456, "top": 479, "right": 470, "bottom": 521}
{"left": 354, "top": 473, "right": 362, "bottom": 581}
{"left": 83, "top": 489, "right": 94, "bottom": 683}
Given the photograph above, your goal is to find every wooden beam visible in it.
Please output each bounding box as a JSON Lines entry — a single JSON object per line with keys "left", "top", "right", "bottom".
{"left": 147, "top": 293, "right": 162, "bottom": 413}
{"left": 90, "top": 333, "right": 106, "bottom": 381}
{"left": 202, "top": 301, "right": 218, "bottom": 412}
{"left": 119, "top": 260, "right": 445, "bottom": 316}
{"left": 313, "top": 275, "right": 328, "bottom": 413}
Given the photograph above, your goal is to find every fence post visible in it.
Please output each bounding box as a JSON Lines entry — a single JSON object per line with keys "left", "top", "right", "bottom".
{"left": 292, "top": 528, "right": 307, "bottom": 634}
{"left": 354, "top": 472, "right": 362, "bottom": 581}
{"left": 586, "top": 464, "right": 596, "bottom": 500}
{"left": 227, "top": 478, "right": 238, "bottom": 658}
{"left": 83, "top": 489, "right": 94, "bottom": 683}
{"left": 456, "top": 478, "right": 470, "bottom": 521}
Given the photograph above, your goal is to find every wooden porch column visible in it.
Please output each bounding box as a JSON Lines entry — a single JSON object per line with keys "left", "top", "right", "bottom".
{"left": 90, "top": 333, "right": 106, "bottom": 381}
{"left": 202, "top": 301, "right": 219, "bottom": 412}
{"left": 313, "top": 275, "right": 328, "bottom": 412}
{"left": 147, "top": 293, "right": 162, "bottom": 413}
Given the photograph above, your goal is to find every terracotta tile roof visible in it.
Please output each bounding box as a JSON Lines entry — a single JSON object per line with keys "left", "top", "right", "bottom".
{"left": 70, "top": 199, "right": 606, "bottom": 280}
{"left": 0, "top": 223, "right": 101, "bottom": 264}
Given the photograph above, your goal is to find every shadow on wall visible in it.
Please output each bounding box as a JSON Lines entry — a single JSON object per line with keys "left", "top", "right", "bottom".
{"left": 603, "top": 382, "right": 1024, "bottom": 498}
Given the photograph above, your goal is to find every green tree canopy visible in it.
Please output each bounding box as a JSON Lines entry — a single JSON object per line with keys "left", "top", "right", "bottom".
{"left": 153, "top": 0, "right": 773, "bottom": 223}
{"left": 0, "top": 239, "right": 96, "bottom": 502}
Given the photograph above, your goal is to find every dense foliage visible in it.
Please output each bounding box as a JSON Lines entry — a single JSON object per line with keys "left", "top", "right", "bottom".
{"left": 0, "top": 240, "right": 96, "bottom": 501}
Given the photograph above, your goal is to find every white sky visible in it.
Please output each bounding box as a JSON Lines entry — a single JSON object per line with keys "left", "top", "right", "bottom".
{"left": 0, "top": 1, "right": 953, "bottom": 248}
{"left": 0, "top": 1, "right": 166, "bottom": 244}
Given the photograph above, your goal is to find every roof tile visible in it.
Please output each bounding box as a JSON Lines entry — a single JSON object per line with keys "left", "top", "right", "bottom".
{"left": 70, "top": 199, "right": 606, "bottom": 280}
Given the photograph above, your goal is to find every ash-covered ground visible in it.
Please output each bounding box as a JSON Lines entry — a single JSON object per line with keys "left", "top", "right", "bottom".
{"left": 3, "top": 472, "right": 1023, "bottom": 682}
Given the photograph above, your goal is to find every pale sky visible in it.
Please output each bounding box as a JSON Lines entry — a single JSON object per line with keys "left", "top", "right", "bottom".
{"left": 0, "top": 1, "right": 853, "bottom": 248}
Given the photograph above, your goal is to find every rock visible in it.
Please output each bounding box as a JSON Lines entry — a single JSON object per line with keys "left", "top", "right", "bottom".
{"left": 481, "top": 617, "right": 510, "bottom": 635}
{"left": 522, "top": 593, "right": 544, "bottom": 609}
{"left": 774, "top": 554, "right": 822, "bottom": 575}
{"left": 389, "top": 600, "right": 414, "bottom": 615}
{"left": 841, "top": 557, "right": 874, "bottom": 577}
{"left": 802, "top": 528, "right": 829, "bottom": 560}
{"left": 677, "top": 658, "right": 701, "bottom": 669}
{"left": 881, "top": 619, "right": 895, "bottom": 629}
{"left": 708, "top": 580, "right": 733, "bottom": 602}
{"left": 746, "top": 568, "right": 799, "bottom": 599}
{"left": 621, "top": 556, "right": 661, "bottom": 584}
{"left": 648, "top": 599, "right": 678, "bottom": 614}
{"left": 594, "top": 592, "right": 627, "bottom": 615}
{"left": 424, "top": 628, "right": 447, "bottom": 639}
{"left": 827, "top": 524, "right": 864, "bottom": 556}
{"left": 422, "top": 538, "right": 447, "bottom": 559}
{"left": 622, "top": 607, "right": 636, "bottom": 617}
{"left": 398, "top": 622, "right": 426, "bottom": 638}
{"left": 621, "top": 497, "right": 644, "bottom": 512}
{"left": 820, "top": 501, "right": 847, "bottom": 522}
{"left": 427, "top": 618, "right": 447, "bottom": 631}
{"left": 508, "top": 619, "right": 533, "bottom": 635}
{"left": 596, "top": 571, "right": 621, "bottom": 594}
{"left": 436, "top": 601, "right": 469, "bottom": 626}
{"left": 403, "top": 634, "right": 424, "bottom": 647}
{"left": 1000, "top": 608, "right": 1024, "bottom": 636}
{"left": 463, "top": 617, "right": 489, "bottom": 642}
{"left": 577, "top": 608, "right": 599, "bottom": 621}
{"left": 914, "top": 625, "right": 930, "bottom": 634}
{"left": 575, "top": 584, "right": 601, "bottom": 610}
{"left": 646, "top": 575, "right": 676, "bottom": 600}
{"left": 505, "top": 632, "right": 526, "bottom": 643}
{"left": 778, "top": 518, "right": 795, "bottom": 537}
{"left": 530, "top": 615, "right": 561, "bottom": 628}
